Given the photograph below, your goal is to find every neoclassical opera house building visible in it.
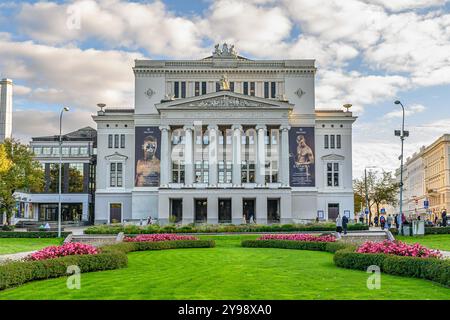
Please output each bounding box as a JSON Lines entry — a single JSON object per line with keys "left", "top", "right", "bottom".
{"left": 93, "top": 44, "right": 356, "bottom": 225}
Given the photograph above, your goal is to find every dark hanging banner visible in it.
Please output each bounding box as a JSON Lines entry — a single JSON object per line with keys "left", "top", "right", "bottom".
{"left": 289, "top": 127, "right": 315, "bottom": 187}
{"left": 135, "top": 126, "right": 161, "bottom": 187}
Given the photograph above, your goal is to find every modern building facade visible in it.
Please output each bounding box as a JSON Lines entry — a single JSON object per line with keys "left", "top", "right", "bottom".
{"left": 93, "top": 44, "right": 356, "bottom": 225}
{"left": 13, "top": 127, "right": 97, "bottom": 224}
{"left": 0, "top": 78, "right": 13, "bottom": 142}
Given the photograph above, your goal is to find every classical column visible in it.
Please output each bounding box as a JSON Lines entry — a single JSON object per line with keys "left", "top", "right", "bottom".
{"left": 232, "top": 125, "right": 242, "bottom": 187}
{"left": 280, "top": 125, "right": 291, "bottom": 187}
{"left": 183, "top": 125, "right": 194, "bottom": 186}
{"left": 256, "top": 125, "right": 267, "bottom": 186}
{"left": 159, "top": 125, "right": 170, "bottom": 187}
{"left": 208, "top": 125, "right": 219, "bottom": 186}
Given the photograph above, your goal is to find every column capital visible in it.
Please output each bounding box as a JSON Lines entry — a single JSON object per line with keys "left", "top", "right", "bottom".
{"left": 183, "top": 125, "right": 194, "bottom": 131}
{"left": 280, "top": 125, "right": 291, "bottom": 132}
{"left": 207, "top": 124, "right": 219, "bottom": 131}
{"left": 231, "top": 124, "right": 243, "bottom": 131}
{"left": 159, "top": 125, "right": 170, "bottom": 132}
{"left": 255, "top": 124, "right": 267, "bottom": 131}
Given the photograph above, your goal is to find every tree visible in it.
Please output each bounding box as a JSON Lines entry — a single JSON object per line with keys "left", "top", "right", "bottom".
{"left": 353, "top": 171, "right": 398, "bottom": 223}
{"left": 0, "top": 144, "right": 11, "bottom": 173}
{"left": 0, "top": 139, "right": 44, "bottom": 224}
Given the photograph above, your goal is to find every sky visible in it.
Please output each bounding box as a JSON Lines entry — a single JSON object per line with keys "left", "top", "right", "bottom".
{"left": 0, "top": 0, "right": 449, "bottom": 179}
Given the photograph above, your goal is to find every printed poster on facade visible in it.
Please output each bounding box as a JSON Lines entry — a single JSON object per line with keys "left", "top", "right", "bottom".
{"left": 135, "top": 126, "right": 161, "bottom": 187}
{"left": 289, "top": 127, "right": 315, "bottom": 187}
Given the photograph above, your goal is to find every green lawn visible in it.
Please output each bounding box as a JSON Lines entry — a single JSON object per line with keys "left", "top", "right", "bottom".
{"left": 0, "top": 234, "right": 448, "bottom": 300}
{"left": 0, "top": 238, "right": 63, "bottom": 255}
{"left": 396, "top": 234, "right": 450, "bottom": 251}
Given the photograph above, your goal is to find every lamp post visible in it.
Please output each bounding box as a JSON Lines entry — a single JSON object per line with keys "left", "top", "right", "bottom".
{"left": 394, "top": 100, "right": 409, "bottom": 234}
{"left": 364, "top": 166, "right": 378, "bottom": 226}
{"left": 58, "top": 107, "right": 70, "bottom": 238}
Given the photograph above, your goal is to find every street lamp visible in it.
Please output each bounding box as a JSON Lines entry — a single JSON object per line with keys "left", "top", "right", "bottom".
{"left": 58, "top": 107, "right": 70, "bottom": 238}
{"left": 364, "top": 166, "right": 378, "bottom": 225}
{"left": 394, "top": 100, "right": 409, "bottom": 234}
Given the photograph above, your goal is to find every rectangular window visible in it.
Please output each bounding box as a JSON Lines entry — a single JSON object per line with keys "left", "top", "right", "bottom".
{"left": 181, "top": 81, "right": 186, "bottom": 98}
{"left": 108, "top": 134, "right": 113, "bottom": 148}
{"left": 194, "top": 82, "right": 200, "bottom": 96}
{"left": 114, "top": 134, "right": 119, "bottom": 148}
{"left": 271, "top": 82, "right": 276, "bottom": 98}
{"left": 52, "top": 147, "right": 59, "bottom": 155}
{"left": 264, "top": 82, "right": 269, "bottom": 98}
{"left": 110, "top": 162, "right": 123, "bottom": 187}
{"left": 43, "top": 147, "right": 51, "bottom": 155}
{"left": 324, "top": 135, "right": 329, "bottom": 149}
{"left": 120, "top": 134, "right": 125, "bottom": 148}
{"left": 330, "top": 135, "right": 335, "bottom": 149}
{"left": 70, "top": 147, "right": 79, "bottom": 155}
{"left": 327, "top": 162, "right": 340, "bottom": 187}
{"left": 117, "top": 163, "right": 123, "bottom": 187}
{"left": 62, "top": 147, "right": 70, "bottom": 155}
{"left": 172, "top": 160, "right": 185, "bottom": 183}
{"left": 33, "top": 147, "right": 42, "bottom": 155}
{"left": 216, "top": 82, "right": 220, "bottom": 92}
{"left": 201, "top": 81, "right": 207, "bottom": 95}
{"left": 110, "top": 163, "right": 116, "bottom": 187}
{"left": 79, "top": 147, "right": 88, "bottom": 155}
{"left": 243, "top": 82, "right": 249, "bottom": 95}
{"left": 337, "top": 135, "right": 341, "bottom": 149}
{"left": 250, "top": 82, "right": 255, "bottom": 96}
{"left": 230, "top": 82, "right": 235, "bottom": 92}
{"left": 174, "top": 82, "right": 179, "bottom": 98}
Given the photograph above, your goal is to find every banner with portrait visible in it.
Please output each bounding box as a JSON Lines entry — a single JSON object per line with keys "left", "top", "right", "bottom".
{"left": 135, "top": 127, "right": 161, "bottom": 187}
{"left": 289, "top": 127, "right": 315, "bottom": 187}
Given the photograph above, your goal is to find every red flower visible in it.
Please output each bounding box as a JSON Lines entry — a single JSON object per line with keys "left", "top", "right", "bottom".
{"left": 257, "top": 234, "right": 336, "bottom": 242}
{"left": 29, "top": 242, "right": 98, "bottom": 261}
{"left": 123, "top": 234, "right": 199, "bottom": 242}
{"left": 356, "top": 240, "right": 441, "bottom": 258}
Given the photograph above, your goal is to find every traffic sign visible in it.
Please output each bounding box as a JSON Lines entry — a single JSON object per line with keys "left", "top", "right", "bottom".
{"left": 380, "top": 208, "right": 386, "bottom": 214}
{"left": 424, "top": 200, "right": 429, "bottom": 209}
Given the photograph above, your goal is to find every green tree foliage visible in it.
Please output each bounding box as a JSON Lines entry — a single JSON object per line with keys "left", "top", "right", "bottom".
{"left": 0, "top": 139, "right": 44, "bottom": 224}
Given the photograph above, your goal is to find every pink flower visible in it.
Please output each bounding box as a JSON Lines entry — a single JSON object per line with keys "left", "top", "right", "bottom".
{"left": 123, "top": 234, "right": 199, "bottom": 242}
{"left": 29, "top": 242, "right": 98, "bottom": 261}
{"left": 356, "top": 240, "right": 442, "bottom": 258}
{"left": 257, "top": 234, "right": 336, "bottom": 242}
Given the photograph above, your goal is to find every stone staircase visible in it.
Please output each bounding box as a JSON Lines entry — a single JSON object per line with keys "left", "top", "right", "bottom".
{"left": 64, "top": 232, "right": 124, "bottom": 247}
{"left": 338, "top": 230, "right": 392, "bottom": 245}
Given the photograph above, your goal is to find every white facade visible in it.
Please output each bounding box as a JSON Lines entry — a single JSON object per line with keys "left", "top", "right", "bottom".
{"left": 0, "top": 78, "right": 13, "bottom": 142}
{"left": 93, "top": 44, "right": 356, "bottom": 225}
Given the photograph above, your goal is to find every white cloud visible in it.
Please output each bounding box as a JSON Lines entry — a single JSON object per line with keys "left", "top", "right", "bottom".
{"left": 363, "top": 0, "right": 449, "bottom": 11}
{"left": 384, "top": 104, "right": 427, "bottom": 119}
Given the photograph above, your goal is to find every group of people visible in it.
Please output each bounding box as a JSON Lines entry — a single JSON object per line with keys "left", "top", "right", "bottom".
{"left": 335, "top": 214, "right": 349, "bottom": 237}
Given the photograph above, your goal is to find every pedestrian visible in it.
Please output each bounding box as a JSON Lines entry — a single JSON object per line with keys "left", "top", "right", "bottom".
{"left": 387, "top": 214, "right": 393, "bottom": 229}
{"left": 336, "top": 214, "right": 343, "bottom": 235}
{"left": 379, "top": 214, "right": 386, "bottom": 230}
{"left": 359, "top": 215, "right": 364, "bottom": 224}
{"left": 395, "top": 214, "right": 399, "bottom": 229}
{"left": 442, "top": 209, "right": 448, "bottom": 227}
{"left": 342, "top": 214, "right": 349, "bottom": 235}
{"left": 374, "top": 215, "right": 379, "bottom": 227}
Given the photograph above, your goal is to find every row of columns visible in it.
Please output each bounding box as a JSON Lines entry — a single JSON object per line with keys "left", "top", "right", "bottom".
{"left": 159, "top": 124, "right": 290, "bottom": 187}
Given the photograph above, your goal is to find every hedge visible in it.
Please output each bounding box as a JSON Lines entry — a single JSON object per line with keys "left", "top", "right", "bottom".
{"left": 425, "top": 227, "right": 450, "bottom": 235}
{"left": 241, "top": 240, "right": 355, "bottom": 253}
{"left": 0, "top": 231, "right": 71, "bottom": 238}
{"left": 0, "top": 239, "right": 215, "bottom": 291}
{"left": 85, "top": 223, "right": 369, "bottom": 235}
{"left": 333, "top": 249, "right": 450, "bottom": 287}
{"left": 0, "top": 251, "right": 127, "bottom": 290}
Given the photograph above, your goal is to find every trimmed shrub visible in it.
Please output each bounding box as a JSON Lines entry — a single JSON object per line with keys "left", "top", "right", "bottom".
{"left": 425, "top": 226, "right": 450, "bottom": 234}
{"left": 0, "top": 252, "right": 128, "bottom": 290}
{"left": 333, "top": 249, "right": 387, "bottom": 271}
{"left": 324, "top": 242, "right": 356, "bottom": 253}
{"left": 85, "top": 223, "right": 369, "bottom": 235}
{"left": 242, "top": 239, "right": 328, "bottom": 251}
{"left": 1, "top": 225, "right": 15, "bottom": 231}
{"left": 102, "top": 240, "right": 215, "bottom": 253}
{"left": 0, "top": 231, "right": 70, "bottom": 238}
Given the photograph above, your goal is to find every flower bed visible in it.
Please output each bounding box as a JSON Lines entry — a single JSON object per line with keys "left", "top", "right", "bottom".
{"left": 124, "top": 234, "right": 199, "bottom": 242}
{"left": 28, "top": 242, "right": 98, "bottom": 261}
{"left": 356, "top": 240, "right": 441, "bottom": 259}
{"left": 258, "top": 234, "right": 336, "bottom": 242}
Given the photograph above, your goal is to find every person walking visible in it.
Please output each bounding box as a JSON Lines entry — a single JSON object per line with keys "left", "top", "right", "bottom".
{"left": 374, "top": 215, "right": 379, "bottom": 227}
{"left": 442, "top": 209, "right": 448, "bottom": 227}
{"left": 336, "top": 214, "right": 343, "bottom": 236}
{"left": 379, "top": 214, "right": 386, "bottom": 230}
{"left": 394, "top": 214, "right": 399, "bottom": 229}
{"left": 387, "top": 214, "right": 393, "bottom": 229}
{"left": 342, "top": 214, "right": 349, "bottom": 235}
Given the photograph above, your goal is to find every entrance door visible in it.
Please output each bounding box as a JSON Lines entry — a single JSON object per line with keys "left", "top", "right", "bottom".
{"left": 170, "top": 199, "right": 183, "bottom": 223}
{"left": 195, "top": 199, "right": 207, "bottom": 223}
{"left": 218, "top": 199, "right": 232, "bottom": 223}
{"left": 109, "top": 203, "right": 122, "bottom": 224}
{"left": 243, "top": 199, "right": 255, "bottom": 223}
{"left": 328, "top": 203, "right": 340, "bottom": 221}
{"left": 267, "top": 199, "right": 280, "bottom": 223}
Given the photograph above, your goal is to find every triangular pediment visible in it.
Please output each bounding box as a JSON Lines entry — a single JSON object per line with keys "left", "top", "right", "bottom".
{"left": 321, "top": 154, "right": 345, "bottom": 161}
{"left": 156, "top": 91, "right": 293, "bottom": 111}
{"left": 105, "top": 152, "right": 128, "bottom": 161}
